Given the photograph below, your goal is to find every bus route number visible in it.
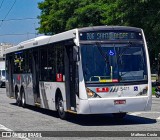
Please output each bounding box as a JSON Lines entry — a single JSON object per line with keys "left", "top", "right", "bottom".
{"left": 87, "top": 33, "right": 95, "bottom": 40}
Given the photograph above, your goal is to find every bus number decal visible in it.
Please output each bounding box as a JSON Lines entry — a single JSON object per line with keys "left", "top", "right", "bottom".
{"left": 120, "top": 87, "right": 129, "bottom": 91}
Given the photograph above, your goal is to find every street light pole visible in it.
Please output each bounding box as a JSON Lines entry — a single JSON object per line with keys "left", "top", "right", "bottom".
{"left": 158, "top": 53, "right": 160, "bottom": 80}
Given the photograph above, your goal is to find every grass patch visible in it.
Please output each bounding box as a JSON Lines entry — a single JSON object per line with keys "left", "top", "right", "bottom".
{"left": 152, "top": 87, "right": 155, "bottom": 95}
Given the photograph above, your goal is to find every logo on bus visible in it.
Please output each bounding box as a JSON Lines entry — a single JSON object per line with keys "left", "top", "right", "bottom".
{"left": 110, "top": 87, "right": 119, "bottom": 92}
{"left": 96, "top": 87, "right": 109, "bottom": 92}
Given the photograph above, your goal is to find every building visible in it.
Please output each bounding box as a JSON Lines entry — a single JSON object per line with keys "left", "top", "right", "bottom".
{"left": 0, "top": 43, "right": 13, "bottom": 60}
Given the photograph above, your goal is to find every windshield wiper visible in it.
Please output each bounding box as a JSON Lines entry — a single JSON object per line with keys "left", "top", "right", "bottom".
{"left": 118, "top": 41, "right": 132, "bottom": 59}
{"left": 95, "top": 42, "right": 113, "bottom": 79}
{"left": 119, "top": 71, "right": 136, "bottom": 81}
{"left": 95, "top": 42, "right": 110, "bottom": 65}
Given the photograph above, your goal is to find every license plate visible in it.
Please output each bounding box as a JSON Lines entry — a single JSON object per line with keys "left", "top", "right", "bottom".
{"left": 114, "top": 100, "right": 126, "bottom": 105}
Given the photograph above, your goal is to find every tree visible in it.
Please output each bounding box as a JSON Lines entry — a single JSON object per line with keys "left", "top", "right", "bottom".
{"left": 38, "top": 0, "right": 160, "bottom": 74}
{"left": 38, "top": 0, "right": 110, "bottom": 34}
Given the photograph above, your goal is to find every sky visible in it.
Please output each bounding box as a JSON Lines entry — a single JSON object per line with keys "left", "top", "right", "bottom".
{"left": 0, "top": 0, "right": 43, "bottom": 45}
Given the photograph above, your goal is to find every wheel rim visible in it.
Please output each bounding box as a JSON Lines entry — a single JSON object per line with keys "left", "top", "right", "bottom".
{"left": 16, "top": 92, "right": 20, "bottom": 104}
{"left": 58, "top": 98, "right": 64, "bottom": 115}
{"left": 22, "top": 91, "right": 25, "bottom": 105}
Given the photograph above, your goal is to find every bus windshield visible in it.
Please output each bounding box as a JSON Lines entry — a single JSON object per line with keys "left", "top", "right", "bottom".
{"left": 81, "top": 43, "right": 148, "bottom": 83}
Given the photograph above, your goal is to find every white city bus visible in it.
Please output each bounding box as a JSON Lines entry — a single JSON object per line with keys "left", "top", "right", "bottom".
{"left": 5, "top": 26, "right": 152, "bottom": 119}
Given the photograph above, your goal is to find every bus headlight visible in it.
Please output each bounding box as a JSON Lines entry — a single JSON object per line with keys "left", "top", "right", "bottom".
{"left": 86, "top": 88, "right": 101, "bottom": 98}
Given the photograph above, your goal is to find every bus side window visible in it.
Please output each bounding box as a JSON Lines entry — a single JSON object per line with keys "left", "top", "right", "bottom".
{"left": 40, "top": 48, "right": 48, "bottom": 81}
{"left": 25, "top": 51, "right": 31, "bottom": 73}
{"left": 48, "top": 45, "right": 56, "bottom": 81}
{"left": 56, "top": 45, "right": 64, "bottom": 81}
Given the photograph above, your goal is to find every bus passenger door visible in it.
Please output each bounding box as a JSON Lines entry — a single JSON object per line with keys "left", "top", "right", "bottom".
{"left": 32, "top": 49, "right": 40, "bottom": 104}
{"left": 65, "top": 45, "right": 79, "bottom": 111}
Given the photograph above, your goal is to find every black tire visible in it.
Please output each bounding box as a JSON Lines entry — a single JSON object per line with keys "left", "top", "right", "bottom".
{"left": 21, "top": 88, "right": 26, "bottom": 108}
{"left": 112, "top": 113, "right": 126, "bottom": 119}
{"left": 57, "top": 95, "right": 68, "bottom": 120}
{"left": 156, "top": 94, "right": 159, "bottom": 98}
{"left": 15, "top": 90, "right": 21, "bottom": 106}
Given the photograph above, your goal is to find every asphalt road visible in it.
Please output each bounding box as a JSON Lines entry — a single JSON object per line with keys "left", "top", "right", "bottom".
{"left": 0, "top": 88, "right": 160, "bottom": 140}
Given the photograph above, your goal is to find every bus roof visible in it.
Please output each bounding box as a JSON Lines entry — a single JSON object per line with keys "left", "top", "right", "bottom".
{"left": 5, "top": 29, "right": 77, "bottom": 54}
{"left": 78, "top": 25, "right": 142, "bottom": 32}
{"left": 5, "top": 26, "right": 142, "bottom": 54}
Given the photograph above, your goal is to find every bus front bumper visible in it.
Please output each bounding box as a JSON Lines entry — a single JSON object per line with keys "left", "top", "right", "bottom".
{"left": 77, "top": 96, "right": 151, "bottom": 114}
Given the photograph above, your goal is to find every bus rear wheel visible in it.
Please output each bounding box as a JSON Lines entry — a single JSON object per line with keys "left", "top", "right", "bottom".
{"left": 57, "top": 95, "right": 68, "bottom": 120}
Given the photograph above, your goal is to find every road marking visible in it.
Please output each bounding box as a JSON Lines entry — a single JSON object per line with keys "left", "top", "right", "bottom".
{"left": 0, "top": 124, "right": 30, "bottom": 140}
{"left": 129, "top": 112, "right": 160, "bottom": 121}
{"left": 129, "top": 112, "right": 142, "bottom": 116}
{"left": 129, "top": 111, "right": 160, "bottom": 116}
{"left": 140, "top": 111, "right": 160, "bottom": 114}
{"left": 0, "top": 124, "right": 12, "bottom": 131}
{"left": 156, "top": 116, "right": 160, "bottom": 120}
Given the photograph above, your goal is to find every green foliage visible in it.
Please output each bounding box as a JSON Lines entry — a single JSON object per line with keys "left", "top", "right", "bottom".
{"left": 152, "top": 87, "right": 155, "bottom": 95}
{"left": 38, "top": 0, "right": 160, "bottom": 67}
{"left": 66, "top": 3, "right": 104, "bottom": 29}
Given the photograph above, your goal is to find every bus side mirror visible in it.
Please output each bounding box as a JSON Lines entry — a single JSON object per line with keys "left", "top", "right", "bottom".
{"left": 73, "top": 46, "right": 80, "bottom": 62}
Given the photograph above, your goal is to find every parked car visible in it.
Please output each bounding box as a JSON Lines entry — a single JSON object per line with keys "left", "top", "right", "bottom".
{"left": 0, "top": 69, "right": 6, "bottom": 88}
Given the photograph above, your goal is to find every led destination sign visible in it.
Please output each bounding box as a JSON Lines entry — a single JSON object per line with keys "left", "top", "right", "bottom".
{"left": 79, "top": 31, "right": 142, "bottom": 41}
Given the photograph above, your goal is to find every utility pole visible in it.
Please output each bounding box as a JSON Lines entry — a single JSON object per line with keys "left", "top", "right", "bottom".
{"left": 158, "top": 53, "right": 160, "bottom": 80}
